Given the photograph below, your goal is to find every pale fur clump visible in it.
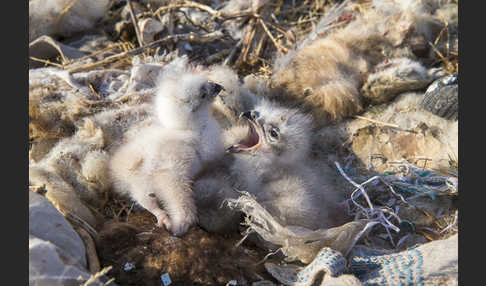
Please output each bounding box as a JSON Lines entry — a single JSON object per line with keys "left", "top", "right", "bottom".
{"left": 80, "top": 150, "right": 111, "bottom": 195}
{"left": 361, "top": 57, "right": 437, "bottom": 104}
{"left": 109, "top": 57, "right": 225, "bottom": 236}
{"left": 29, "top": 70, "right": 92, "bottom": 141}
{"left": 29, "top": 118, "right": 110, "bottom": 228}
{"left": 81, "top": 103, "right": 152, "bottom": 150}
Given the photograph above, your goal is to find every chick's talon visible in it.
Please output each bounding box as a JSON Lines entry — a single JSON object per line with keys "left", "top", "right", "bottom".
{"left": 168, "top": 212, "right": 197, "bottom": 236}
{"left": 154, "top": 210, "right": 170, "bottom": 230}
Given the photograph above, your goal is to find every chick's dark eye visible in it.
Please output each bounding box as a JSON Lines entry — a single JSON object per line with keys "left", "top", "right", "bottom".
{"left": 270, "top": 129, "right": 278, "bottom": 138}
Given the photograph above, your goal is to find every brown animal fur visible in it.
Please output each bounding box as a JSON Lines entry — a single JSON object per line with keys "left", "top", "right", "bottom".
{"left": 270, "top": 1, "right": 445, "bottom": 126}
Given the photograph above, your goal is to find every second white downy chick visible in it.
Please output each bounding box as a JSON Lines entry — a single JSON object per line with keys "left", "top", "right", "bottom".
{"left": 225, "top": 100, "right": 346, "bottom": 230}
{"left": 109, "top": 58, "right": 224, "bottom": 236}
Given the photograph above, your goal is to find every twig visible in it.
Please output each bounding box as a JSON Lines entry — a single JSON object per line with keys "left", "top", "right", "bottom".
{"left": 255, "top": 248, "right": 282, "bottom": 265}
{"left": 354, "top": 115, "right": 400, "bottom": 129}
{"left": 152, "top": 1, "right": 254, "bottom": 22}
{"left": 63, "top": 210, "right": 98, "bottom": 239}
{"left": 154, "top": 1, "right": 218, "bottom": 17}
{"left": 440, "top": 210, "right": 458, "bottom": 234}
{"left": 257, "top": 18, "right": 288, "bottom": 53}
{"left": 428, "top": 41, "right": 455, "bottom": 73}
{"left": 67, "top": 31, "right": 224, "bottom": 73}
{"left": 81, "top": 266, "right": 113, "bottom": 286}
{"left": 29, "top": 57, "right": 64, "bottom": 68}
{"left": 67, "top": 43, "right": 125, "bottom": 65}
{"left": 234, "top": 229, "right": 254, "bottom": 248}
{"left": 74, "top": 226, "right": 101, "bottom": 273}
{"left": 126, "top": 0, "right": 144, "bottom": 47}
{"left": 176, "top": 10, "right": 211, "bottom": 33}
{"left": 88, "top": 84, "right": 101, "bottom": 99}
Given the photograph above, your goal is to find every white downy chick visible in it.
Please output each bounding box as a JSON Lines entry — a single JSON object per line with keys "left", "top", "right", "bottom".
{"left": 109, "top": 57, "right": 224, "bottom": 236}
{"left": 226, "top": 100, "right": 345, "bottom": 230}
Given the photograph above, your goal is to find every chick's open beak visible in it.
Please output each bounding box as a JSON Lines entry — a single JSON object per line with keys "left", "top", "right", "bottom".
{"left": 226, "top": 110, "right": 262, "bottom": 153}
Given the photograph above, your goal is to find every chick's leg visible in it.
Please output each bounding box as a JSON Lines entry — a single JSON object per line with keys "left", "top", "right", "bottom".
{"left": 152, "top": 171, "right": 197, "bottom": 236}
{"left": 129, "top": 183, "right": 171, "bottom": 230}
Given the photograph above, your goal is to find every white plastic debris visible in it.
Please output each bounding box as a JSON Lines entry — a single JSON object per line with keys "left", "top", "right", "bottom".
{"left": 161, "top": 273, "right": 172, "bottom": 286}
{"left": 184, "top": 43, "right": 193, "bottom": 51}
{"left": 123, "top": 262, "right": 136, "bottom": 271}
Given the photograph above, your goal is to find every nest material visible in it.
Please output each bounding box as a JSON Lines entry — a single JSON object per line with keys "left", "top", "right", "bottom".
{"left": 28, "top": 1, "right": 458, "bottom": 285}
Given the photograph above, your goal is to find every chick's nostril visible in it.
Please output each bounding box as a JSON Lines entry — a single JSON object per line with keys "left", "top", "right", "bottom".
{"left": 250, "top": 111, "right": 260, "bottom": 120}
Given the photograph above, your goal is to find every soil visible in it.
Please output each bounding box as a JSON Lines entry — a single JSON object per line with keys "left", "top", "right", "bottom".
{"left": 96, "top": 201, "right": 275, "bottom": 286}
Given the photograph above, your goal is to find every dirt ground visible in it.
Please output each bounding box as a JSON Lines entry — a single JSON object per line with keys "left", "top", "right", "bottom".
{"left": 96, "top": 197, "right": 277, "bottom": 286}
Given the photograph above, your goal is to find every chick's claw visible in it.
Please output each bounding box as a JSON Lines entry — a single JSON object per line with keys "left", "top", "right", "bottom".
{"left": 153, "top": 209, "right": 171, "bottom": 231}
{"left": 167, "top": 212, "right": 197, "bottom": 237}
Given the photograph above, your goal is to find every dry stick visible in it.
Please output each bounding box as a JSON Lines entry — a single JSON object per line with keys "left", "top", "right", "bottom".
{"left": 81, "top": 266, "right": 113, "bottom": 286}
{"left": 74, "top": 226, "right": 101, "bottom": 273}
{"left": 176, "top": 9, "right": 211, "bottom": 33}
{"left": 253, "top": 30, "right": 268, "bottom": 62}
{"left": 433, "top": 24, "right": 448, "bottom": 46}
{"left": 29, "top": 57, "right": 64, "bottom": 68}
{"left": 154, "top": 1, "right": 218, "bottom": 17}
{"left": 258, "top": 18, "right": 288, "bottom": 53}
{"left": 167, "top": 7, "right": 175, "bottom": 48}
{"left": 127, "top": 0, "right": 144, "bottom": 47}
{"left": 67, "top": 43, "right": 125, "bottom": 65}
{"left": 151, "top": 1, "right": 254, "bottom": 22}
{"left": 67, "top": 30, "right": 224, "bottom": 73}
{"left": 88, "top": 84, "right": 101, "bottom": 99}
{"left": 62, "top": 210, "right": 98, "bottom": 239}
{"left": 255, "top": 248, "right": 283, "bottom": 265}
{"left": 354, "top": 115, "right": 400, "bottom": 129}
{"left": 267, "top": 21, "right": 295, "bottom": 43}
{"left": 428, "top": 41, "right": 454, "bottom": 73}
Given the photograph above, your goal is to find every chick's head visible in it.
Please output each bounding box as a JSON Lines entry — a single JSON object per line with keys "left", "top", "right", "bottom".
{"left": 227, "top": 100, "right": 313, "bottom": 165}
{"left": 155, "top": 60, "right": 223, "bottom": 129}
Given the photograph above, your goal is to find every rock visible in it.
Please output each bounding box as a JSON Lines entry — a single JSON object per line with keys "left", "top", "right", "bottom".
{"left": 420, "top": 74, "right": 458, "bottom": 121}
{"left": 29, "top": 0, "right": 110, "bottom": 42}
{"left": 29, "top": 191, "right": 111, "bottom": 285}
{"left": 29, "top": 35, "right": 86, "bottom": 69}
{"left": 29, "top": 166, "right": 99, "bottom": 228}
{"left": 139, "top": 18, "right": 166, "bottom": 44}
{"left": 29, "top": 191, "right": 87, "bottom": 266}
{"left": 344, "top": 92, "right": 457, "bottom": 171}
